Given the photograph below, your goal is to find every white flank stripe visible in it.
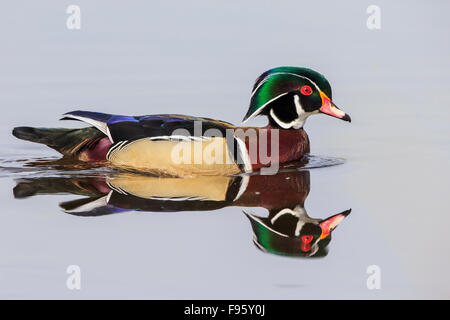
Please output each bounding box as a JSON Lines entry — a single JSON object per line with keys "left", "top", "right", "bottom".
{"left": 233, "top": 175, "right": 249, "bottom": 202}
{"left": 148, "top": 135, "right": 211, "bottom": 141}
{"left": 63, "top": 195, "right": 109, "bottom": 213}
{"left": 234, "top": 136, "right": 252, "bottom": 173}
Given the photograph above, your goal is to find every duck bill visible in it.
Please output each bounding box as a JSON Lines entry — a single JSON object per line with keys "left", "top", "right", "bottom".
{"left": 319, "top": 92, "right": 351, "bottom": 122}
{"left": 319, "top": 209, "right": 351, "bottom": 239}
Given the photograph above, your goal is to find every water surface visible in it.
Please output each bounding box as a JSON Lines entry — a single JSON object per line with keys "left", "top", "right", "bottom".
{"left": 0, "top": 0, "right": 449, "bottom": 299}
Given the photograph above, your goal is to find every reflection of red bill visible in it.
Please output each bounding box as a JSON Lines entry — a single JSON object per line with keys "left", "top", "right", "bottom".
{"left": 319, "top": 92, "right": 351, "bottom": 122}
{"left": 319, "top": 209, "right": 352, "bottom": 239}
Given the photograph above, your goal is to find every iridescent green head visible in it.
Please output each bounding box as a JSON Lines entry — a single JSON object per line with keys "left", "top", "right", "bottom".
{"left": 242, "top": 67, "right": 351, "bottom": 129}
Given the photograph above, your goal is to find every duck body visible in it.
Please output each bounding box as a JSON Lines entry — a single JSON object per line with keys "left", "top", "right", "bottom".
{"left": 242, "top": 126, "right": 310, "bottom": 171}
{"left": 12, "top": 67, "right": 350, "bottom": 176}
{"left": 14, "top": 111, "right": 309, "bottom": 176}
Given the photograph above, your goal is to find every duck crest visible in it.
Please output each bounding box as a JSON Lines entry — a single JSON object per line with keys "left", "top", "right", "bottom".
{"left": 251, "top": 66, "right": 332, "bottom": 98}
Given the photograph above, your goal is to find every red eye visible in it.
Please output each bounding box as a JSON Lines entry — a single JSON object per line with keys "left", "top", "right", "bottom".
{"left": 300, "top": 85, "right": 313, "bottom": 95}
{"left": 300, "top": 235, "right": 313, "bottom": 252}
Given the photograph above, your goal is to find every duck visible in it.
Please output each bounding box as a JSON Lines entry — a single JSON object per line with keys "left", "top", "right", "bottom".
{"left": 12, "top": 67, "right": 351, "bottom": 176}
{"left": 13, "top": 169, "right": 350, "bottom": 257}
{"left": 14, "top": 167, "right": 312, "bottom": 214}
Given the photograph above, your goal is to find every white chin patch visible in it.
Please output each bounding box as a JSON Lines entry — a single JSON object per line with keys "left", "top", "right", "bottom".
{"left": 269, "top": 108, "right": 299, "bottom": 129}
{"left": 269, "top": 95, "right": 317, "bottom": 129}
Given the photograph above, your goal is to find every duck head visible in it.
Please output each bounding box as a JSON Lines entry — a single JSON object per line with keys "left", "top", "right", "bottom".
{"left": 242, "top": 67, "right": 351, "bottom": 129}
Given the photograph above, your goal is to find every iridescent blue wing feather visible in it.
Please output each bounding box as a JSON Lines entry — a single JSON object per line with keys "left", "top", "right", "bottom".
{"left": 62, "top": 111, "right": 235, "bottom": 143}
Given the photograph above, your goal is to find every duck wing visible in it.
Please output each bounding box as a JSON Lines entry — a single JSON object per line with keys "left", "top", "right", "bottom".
{"left": 62, "top": 110, "right": 235, "bottom": 143}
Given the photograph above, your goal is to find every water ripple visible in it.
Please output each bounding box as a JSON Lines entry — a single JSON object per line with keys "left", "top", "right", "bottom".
{"left": 0, "top": 153, "right": 344, "bottom": 179}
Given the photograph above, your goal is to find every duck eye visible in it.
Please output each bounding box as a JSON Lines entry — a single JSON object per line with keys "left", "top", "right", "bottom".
{"left": 300, "top": 85, "right": 313, "bottom": 96}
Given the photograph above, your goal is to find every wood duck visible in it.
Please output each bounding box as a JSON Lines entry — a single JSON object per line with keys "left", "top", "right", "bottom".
{"left": 13, "top": 169, "right": 350, "bottom": 257}
{"left": 12, "top": 67, "right": 351, "bottom": 176}
{"left": 245, "top": 208, "right": 350, "bottom": 258}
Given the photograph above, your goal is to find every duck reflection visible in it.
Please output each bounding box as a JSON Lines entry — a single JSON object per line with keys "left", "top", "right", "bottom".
{"left": 13, "top": 170, "right": 350, "bottom": 258}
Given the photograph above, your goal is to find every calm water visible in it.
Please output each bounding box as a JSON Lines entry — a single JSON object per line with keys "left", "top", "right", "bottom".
{"left": 0, "top": 1, "right": 449, "bottom": 299}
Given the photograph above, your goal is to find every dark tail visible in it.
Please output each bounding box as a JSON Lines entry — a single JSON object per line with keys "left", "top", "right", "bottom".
{"left": 12, "top": 126, "right": 105, "bottom": 157}
{"left": 13, "top": 177, "right": 108, "bottom": 199}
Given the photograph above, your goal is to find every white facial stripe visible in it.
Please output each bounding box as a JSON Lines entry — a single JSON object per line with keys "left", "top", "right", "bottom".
{"left": 245, "top": 71, "right": 321, "bottom": 124}
{"left": 294, "top": 94, "right": 305, "bottom": 117}
{"left": 268, "top": 95, "right": 318, "bottom": 129}
{"left": 269, "top": 108, "right": 294, "bottom": 129}
{"left": 251, "top": 72, "right": 321, "bottom": 97}
{"left": 293, "top": 94, "right": 319, "bottom": 128}
{"left": 270, "top": 207, "right": 306, "bottom": 224}
{"left": 244, "top": 211, "right": 289, "bottom": 238}
{"left": 242, "top": 92, "right": 288, "bottom": 124}
{"left": 309, "top": 242, "right": 320, "bottom": 257}
{"left": 269, "top": 206, "right": 318, "bottom": 237}
{"left": 295, "top": 220, "right": 306, "bottom": 237}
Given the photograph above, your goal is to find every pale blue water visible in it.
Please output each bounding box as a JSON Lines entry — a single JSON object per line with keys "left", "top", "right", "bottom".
{"left": 0, "top": 0, "right": 449, "bottom": 299}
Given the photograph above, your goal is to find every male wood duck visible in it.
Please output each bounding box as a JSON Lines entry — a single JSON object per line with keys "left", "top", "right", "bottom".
{"left": 12, "top": 67, "right": 351, "bottom": 176}
{"left": 245, "top": 208, "right": 350, "bottom": 258}
{"left": 13, "top": 170, "right": 350, "bottom": 257}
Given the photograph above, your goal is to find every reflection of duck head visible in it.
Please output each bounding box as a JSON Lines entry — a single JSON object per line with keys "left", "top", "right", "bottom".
{"left": 13, "top": 169, "right": 350, "bottom": 257}
{"left": 245, "top": 208, "right": 350, "bottom": 258}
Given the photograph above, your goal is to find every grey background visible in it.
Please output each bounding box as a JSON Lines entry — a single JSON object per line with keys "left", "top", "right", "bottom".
{"left": 0, "top": 0, "right": 449, "bottom": 298}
